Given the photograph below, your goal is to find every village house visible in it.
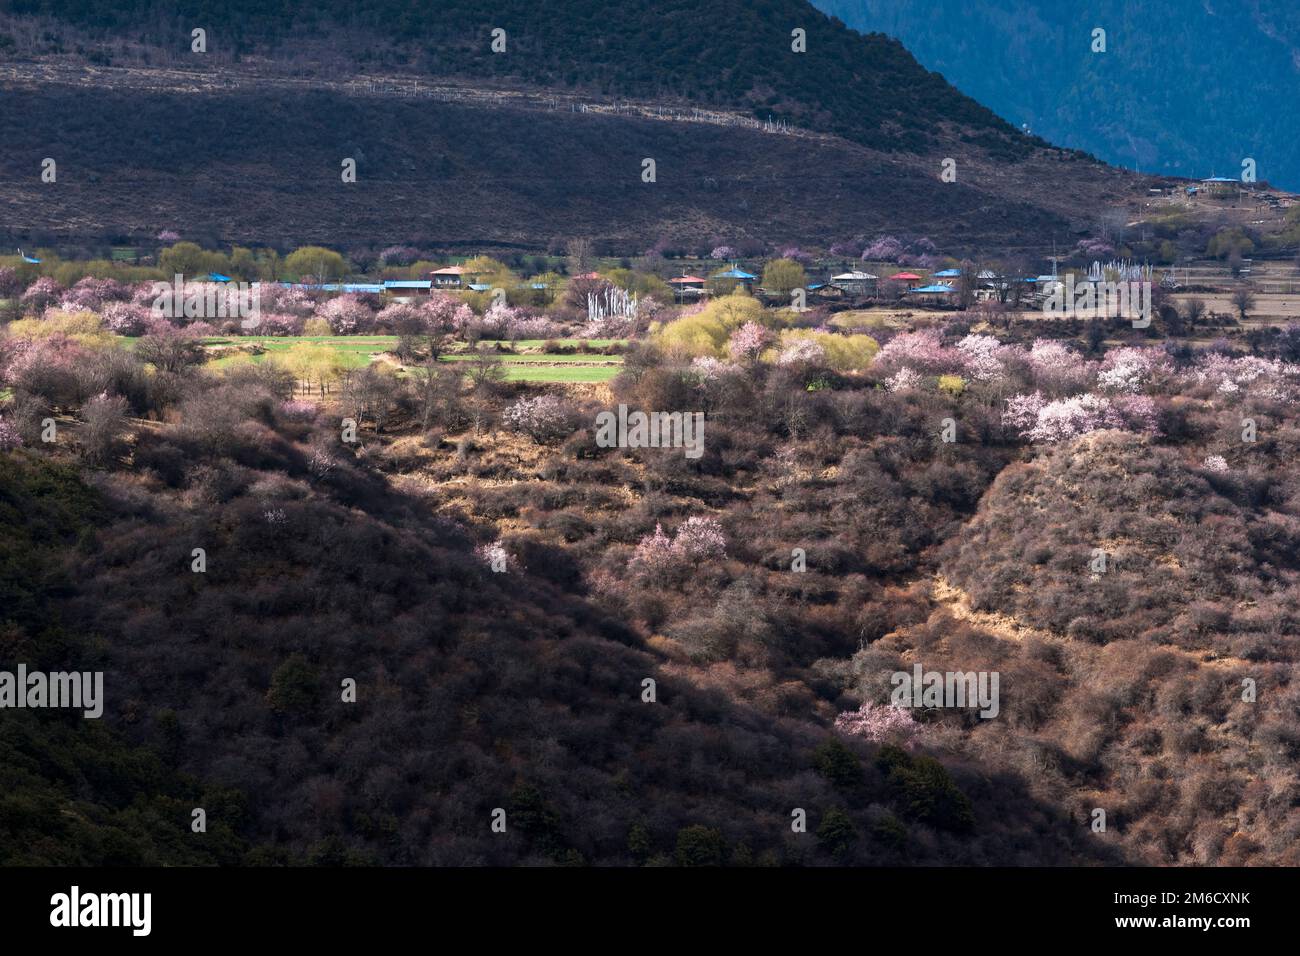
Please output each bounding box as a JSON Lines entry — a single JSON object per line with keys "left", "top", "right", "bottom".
{"left": 383, "top": 279, "right": 432, "bottom": 301}
{"left": 1200, "top": 176, "right": 1238, "bottom": 196}
{"left": 829, "top": 270, "right": 878, "bottom": 296}
{"left": 430, "top": 265, "right": 475, "bottom": 288}
{"left": 906, "top": 282, "right": 957, "bottom": 304}
{"left": 669, "top": 274, "right": 708, "bottom": 300}
{"left": 887, "top": 271, "right": 924, "bottom": 290}
{"left": 712, "top": 265, "right": 758, "bottom": 293}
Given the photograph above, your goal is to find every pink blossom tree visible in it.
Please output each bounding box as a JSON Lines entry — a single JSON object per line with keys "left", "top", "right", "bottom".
{"left": 691, "top": 356, "right": 740, "bottom": 382}
{"left": 100, "top": 302, "right": 151, "bottom": 336}
{"left": 378, "top": 245, "right": 421, "bottom": 267}
{"left": 1026, "top": 339, "right": 1091, "bottom": 392}
{"left": 258, "top": 283, "right": 316, "bottom": 316}
{"left": 1096, "top": 347, "right": 1167, "bottom": 394}
{"left": 1002, "top": 392, "right": 1047, "bottom": 433}
{"left": 422, "top": 292, "right": 475, "bottom": 335}
{"left": 630, "top": 523, "right": 678, "bottom": 580}
{"left": 20, "top": 277, "right": 62, "bottom": 314}
{"left": 317, "top": 294, "right": 373, "bottom": 335}
{"left": 727, "top": 321, "right": 770, "bottom": 364}
{"left": 260, "top": 312, "right": 305, "bottom": 336}
{"left": 776, "top": 338, "right": 826, "bottom": 367}
{"left": 61, "top": 277, "right": 128, "bottom": 312}
{"left": 834, "top": 702, "right": 927, "bottom": 749}
{"left": 874, "top": 330, "right": 963, "bottom": 375}
{"left": 885, "top": 366, "right": 924, "bottom": 392}
{"left": 955, "top": 334, "right": 1008, "bottom": 382}
{"left": 861, "top": 236, "right": 905, "bottom": 262}
{"left": 673, "top": 516, "right": 727, "bottom": 562}
{"left": 502, "top": 394, "right": 577, "bottom": 444}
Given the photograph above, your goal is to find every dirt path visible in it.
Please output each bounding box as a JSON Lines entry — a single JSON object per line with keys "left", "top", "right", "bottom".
{"left": 0, "top": 60, "right": 827, "bottom": 141}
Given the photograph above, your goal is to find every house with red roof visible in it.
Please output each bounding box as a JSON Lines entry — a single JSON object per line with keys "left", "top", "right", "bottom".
{"left": 669, "top": 274, "right": 707, "bottom": 299}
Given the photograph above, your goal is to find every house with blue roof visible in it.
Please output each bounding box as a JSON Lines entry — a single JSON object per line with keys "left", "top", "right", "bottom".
{"left": 906, "top": 283, "right": 957, "bottom": 302}
{"left": 713, "top": 265, "right": 757, "bottom": 292}
{"left": 1200, "top": 176, "right": 1238, "bottom": 196}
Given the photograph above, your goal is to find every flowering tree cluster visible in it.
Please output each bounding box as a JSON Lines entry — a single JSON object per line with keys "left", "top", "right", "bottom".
{"left": 1003, "top": 391, "right": 1159, "bottom": 443}
{"left": 258, "top": 283, "right": 315, "bottom": 316}
{"left": 673, "top": 516, "right": 727, "bottom": 562}
{"left": 317, "top": 294, "right": 374, "bottom": 335}
{"left": 691, "top": 356, "right": 741, "bottom": 382}
{"left": 375, "top": 302, "right": 423, "bottom": 333}
{"left": 874, "top": 330, "right": 963, "bottom": 375}
{"left": 502, "top": 395, "right": 577, "bottom": 444}
{"left": 630, "top": 517, "right": 727, "bottom": 577}
{"left": 506, "top": 314, "right": 560, "bottom": 340}
{"left": 1096, "top": 347, "right": 1168, "bottom": 394}
{"left": 885, "top": 366, "right": 924, "bottom": 392}
{"left": 100, "top": 302, "right": 151, "bottom": 336}
{"left": 60, "top": 277, "right": 129, "bottom": 312}
{"left": 710, "top": 245, "right": 738, "bottom": 261}
{"left": 897, "top": 252, "right": 941, "bottom": 270}
{"left": 776, "top": 338, "right": 826, "bottom": 367}
{"left": 955, "top": 334, "right": 1007, "bottom": 382}
{"left": 1194, "top": 353, "right": 1300, "bottom": 402}
{"left": 261, "top": 313, "right": 305, "bottom": 336}
{"left": 727, "top": 321, "right": 770, "bottom": 364}
{"left": 861, "top": 235, "right": 905, "bottom": 262}
{"left": 20, "top": 277, "right": 63, "bottom": 313}
{"left": 834, "top": 702, "right": 927, "bottom": 749}
{"left": 1074, "top": 237, "right": 1115, "bottom": 259}
{"left": 423, "top": 292, "right": 475, "bottom": 334}
{"left": 1025, "top": 339, "right": 1089, "bottom": 391}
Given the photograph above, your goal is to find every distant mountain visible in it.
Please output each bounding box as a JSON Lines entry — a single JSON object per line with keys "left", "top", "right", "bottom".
{"left": 813, "top": 0, "right": 1300, "bottom": 189}
{"left": 0, "top": 0, "right": 1155, "bottom": 253}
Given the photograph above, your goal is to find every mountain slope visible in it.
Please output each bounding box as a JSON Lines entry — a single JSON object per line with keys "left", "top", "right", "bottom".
{"left": 0, "top": 0, "right": 1153, "bottom": 254}
{"left": 815, "top": 0, "right": 1300, "bottom": 188}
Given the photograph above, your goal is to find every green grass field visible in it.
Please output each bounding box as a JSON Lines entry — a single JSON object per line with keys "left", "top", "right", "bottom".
{"left": 197, "top": 335, "right": 624, "bottom": 382}
{"left": 499, "top": 365, "right": 620, "bottom": 382}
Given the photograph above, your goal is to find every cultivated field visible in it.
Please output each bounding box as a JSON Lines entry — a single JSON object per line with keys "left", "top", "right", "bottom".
{"left": 200, "top": 335, "right": 626, "bottom": 383}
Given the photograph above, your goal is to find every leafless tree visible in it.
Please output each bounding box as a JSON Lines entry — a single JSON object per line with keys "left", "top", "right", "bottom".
{"left": 1231, "top": 288, "right": 1256, "bottom": 321}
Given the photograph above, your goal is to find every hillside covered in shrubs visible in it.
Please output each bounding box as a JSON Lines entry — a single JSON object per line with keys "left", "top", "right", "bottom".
{"left": 3, "top": 255, "right": 1300, "bottom": 864}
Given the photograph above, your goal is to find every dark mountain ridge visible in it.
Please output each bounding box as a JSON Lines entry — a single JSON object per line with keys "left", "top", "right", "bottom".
{"left": 0, "top": 0, "right": 1156, "bottom": 254}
